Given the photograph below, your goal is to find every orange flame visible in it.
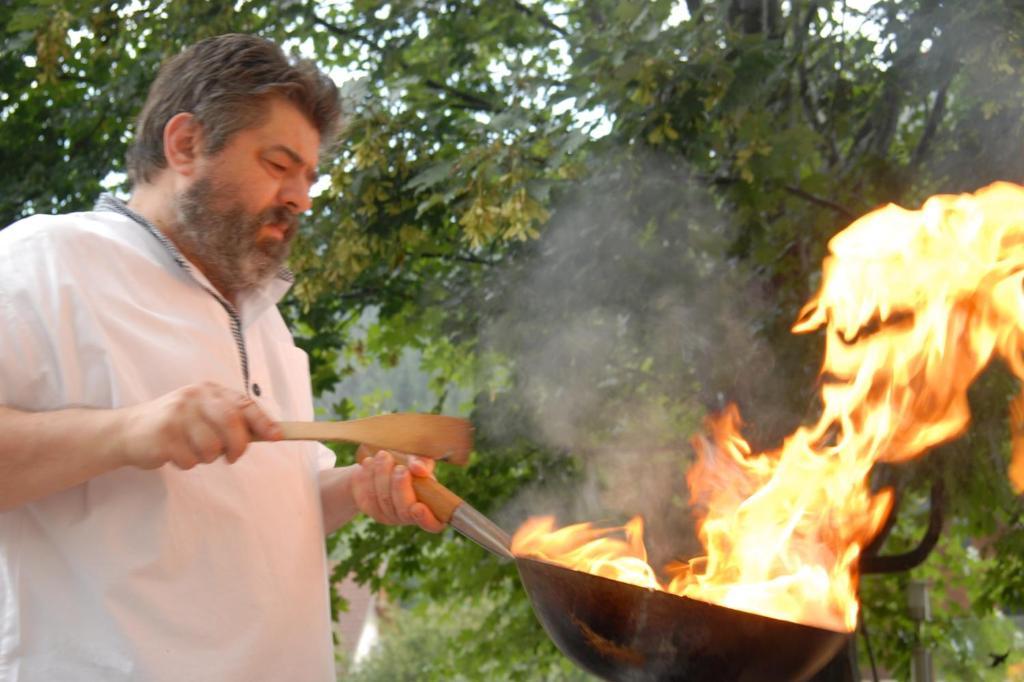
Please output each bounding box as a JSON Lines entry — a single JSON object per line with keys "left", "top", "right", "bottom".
{"left": 512, "top": 182, "right": 1024, "bottom": 632}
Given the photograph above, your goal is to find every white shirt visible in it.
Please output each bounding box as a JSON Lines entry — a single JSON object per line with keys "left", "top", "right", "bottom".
{"left": 0, "top": 200, "right": 336, "bottom": 681}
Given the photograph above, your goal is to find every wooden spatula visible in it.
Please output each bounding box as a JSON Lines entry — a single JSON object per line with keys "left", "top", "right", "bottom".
{"left": 278, "top": 413, "right": 472, "bottom": 465}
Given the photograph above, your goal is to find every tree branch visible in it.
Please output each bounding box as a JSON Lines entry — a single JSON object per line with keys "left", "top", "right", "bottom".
{"left": 844, "top": 4, "right": 946, "bottom": 171}
{"left": 509, "top": 0, "right": 567, "bottom": 37}
{"left": 312, "top": 15, "right": 376, "bottom": 50}
{"left": 421, "top": 77, "right": 500, "bottom": 113}
{"left": 792, "top": 2, "right": 841, "bottom": 165}
{"left": 784, "top": 184, "right": 856, "bottom": 219}
{"left": 70, "top": 110, "right": 111, "bottom": 157}
{"left": 415, "top": 251, "right": 500, "bottom": 266}
{"left": 798, "top": 57, "right": 840, "bottom": 166}
{"left": 910, "top": 79, "right": 951, "bottom": 169}
{"left": 313, "top": 14, "right": 501, "bottom": 113}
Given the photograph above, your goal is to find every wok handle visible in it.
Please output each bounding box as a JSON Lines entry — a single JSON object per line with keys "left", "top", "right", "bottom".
{"left": 355, "top": 444, "right": 461, "bottom": 524}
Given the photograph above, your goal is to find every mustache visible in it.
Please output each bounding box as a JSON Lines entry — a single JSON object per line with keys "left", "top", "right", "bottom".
{"left": 256, "top": 205, "right": 300, "bottom": 236}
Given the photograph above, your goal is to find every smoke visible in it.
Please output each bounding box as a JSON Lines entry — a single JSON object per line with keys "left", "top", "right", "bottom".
{"left": 477, "top": 151, "right": 798, "bottom": 565}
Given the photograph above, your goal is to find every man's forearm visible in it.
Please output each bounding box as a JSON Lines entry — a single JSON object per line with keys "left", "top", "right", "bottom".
{"left": 0, "top": 383, "right": 284, "bottom": 512}
{"left": 318, "top": 465, "right": 361, "bottom": 535}
{"left": 0, "top": 405, "right": 127, "bottom": 512}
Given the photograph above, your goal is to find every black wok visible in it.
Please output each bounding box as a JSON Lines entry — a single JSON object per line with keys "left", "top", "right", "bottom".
{"left": 407, "top": 469, "right": 848, "bottom": 681}
{"left": 349, "top": 445, "right": 849, "bottom": 681}
{"left": 517, "top": 557, "right": 848, "bottom": 681}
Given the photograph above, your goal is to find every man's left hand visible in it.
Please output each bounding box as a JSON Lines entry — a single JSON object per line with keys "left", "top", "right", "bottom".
{"left": 350, "top": 446, "right": 445, "bottom": 533}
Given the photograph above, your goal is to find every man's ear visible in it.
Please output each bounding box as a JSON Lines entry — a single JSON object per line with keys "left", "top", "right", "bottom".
{"left": 163, "top": 112, "right": 204, "bottom": 176}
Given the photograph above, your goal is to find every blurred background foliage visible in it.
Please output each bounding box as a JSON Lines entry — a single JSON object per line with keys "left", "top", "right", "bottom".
{"left": 4, "top": 0, "right": 1024, "bottom": 678}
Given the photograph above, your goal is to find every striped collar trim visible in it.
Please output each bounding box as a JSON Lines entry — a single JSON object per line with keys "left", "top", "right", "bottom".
{"left": 93, "top": 194, "right": 295, "bottom": 286}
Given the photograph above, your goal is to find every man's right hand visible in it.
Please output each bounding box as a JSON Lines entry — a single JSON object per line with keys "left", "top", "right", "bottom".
{"left": 117, "top": 382, "right": 283, "bottom": 470}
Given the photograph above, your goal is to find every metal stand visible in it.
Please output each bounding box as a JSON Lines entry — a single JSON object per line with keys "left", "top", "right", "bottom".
{"left": 908, "top": 580, "right": 934, "bottom": 682}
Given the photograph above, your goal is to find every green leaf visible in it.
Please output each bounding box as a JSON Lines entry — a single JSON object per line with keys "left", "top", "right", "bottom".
{"left": 406, "top": 158, "right": 457, "bottom": 193}
{"left": 7, "top": 6, "right": 48, "bottom": 33}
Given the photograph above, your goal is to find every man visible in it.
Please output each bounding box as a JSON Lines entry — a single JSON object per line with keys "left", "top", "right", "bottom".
{"left": 0, "top": 34, "right": 441, "bottom": 681}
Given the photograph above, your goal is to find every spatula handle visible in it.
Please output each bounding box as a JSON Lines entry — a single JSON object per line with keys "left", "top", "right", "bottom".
{"left": 355, "top": 445, "right": 462, "bottom": 523}
{"left": 356, "top": 446, "right": 513, "bottom": 560}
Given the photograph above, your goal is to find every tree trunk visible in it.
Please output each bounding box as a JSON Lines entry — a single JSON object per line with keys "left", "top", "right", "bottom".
{"left": 728, "top": 0, "right": 782, "bottom": 37}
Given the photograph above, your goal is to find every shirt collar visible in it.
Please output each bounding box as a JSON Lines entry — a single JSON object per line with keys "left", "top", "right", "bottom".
{"left": 94, "top": 194, "right": 294, "bottom": 311}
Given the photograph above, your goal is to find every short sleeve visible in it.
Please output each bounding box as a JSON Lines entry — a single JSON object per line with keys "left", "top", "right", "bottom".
{"left": 314, "top": 443, "right": 337, "bottom": 471}
{"left": 0, "top": 231, "right": 64, "bottom": 409}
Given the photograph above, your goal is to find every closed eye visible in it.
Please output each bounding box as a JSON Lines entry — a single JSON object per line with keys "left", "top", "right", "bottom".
{"left": 266, "top": 159, "right": 287, "bottom": 173}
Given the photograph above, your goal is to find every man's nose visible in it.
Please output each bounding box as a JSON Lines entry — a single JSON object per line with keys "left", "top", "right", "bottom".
{"left": 279, "top": 175, "right": 312, "bottom": 214}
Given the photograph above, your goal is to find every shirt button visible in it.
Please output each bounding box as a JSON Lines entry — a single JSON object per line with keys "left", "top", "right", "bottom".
{"left": 252, "top": 383, "right": 262, "bottom": 397}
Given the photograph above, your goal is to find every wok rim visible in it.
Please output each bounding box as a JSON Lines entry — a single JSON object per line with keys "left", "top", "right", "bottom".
{"left": 514, "top": 555, "right": 852, "bottom": 636}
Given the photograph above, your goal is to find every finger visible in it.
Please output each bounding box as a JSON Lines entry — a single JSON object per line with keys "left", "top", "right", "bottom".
{"left": 373, "top": 451, "right": 399, "bottom": 523}
{"left": 389, "top": 465, "right": 418, "bottom": 525}
{"left": 407, "top": 456, "right": 435, "bottom": 478}
{"left": 195, "top": 393, "right": 250, "bottom": 463}
{"left": 186, "top": 416, "right": 224, "bottom": 464}
{"left": 239, "top": 397, "right": 282, "bottom": 441}
{"left": 410, "top": 502, "right": 445, "bottom": 533}
{"left": 220, "top": 395, "right": 254, "bottom": 461}
{"left": 355, "top": 444, "right": 375, "bottom": 464}
{"left": 171, "top": 453, "right": 199, "bottom": 471}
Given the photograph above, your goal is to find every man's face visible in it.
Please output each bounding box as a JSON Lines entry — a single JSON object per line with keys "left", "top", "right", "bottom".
{"left": 173, "top": 173, "right": 298, "bottom": 295}
{"left": 170, "top": 97, "right": 320, "bottom": 296}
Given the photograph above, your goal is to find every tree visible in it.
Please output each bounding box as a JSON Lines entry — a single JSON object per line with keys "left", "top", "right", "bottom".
{"left": 4, "top": 0, "right": 1024, "bottom": 678}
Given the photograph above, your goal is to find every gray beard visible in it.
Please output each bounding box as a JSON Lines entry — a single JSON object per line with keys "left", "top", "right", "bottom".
{"left": 172, "top": 176, "right": 298, "bottom": 299}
